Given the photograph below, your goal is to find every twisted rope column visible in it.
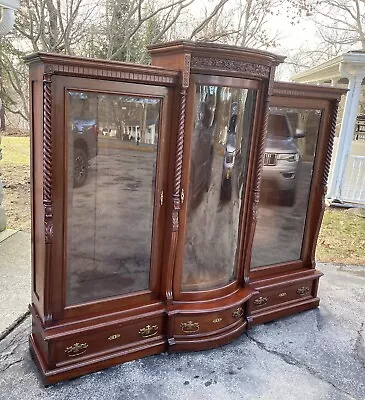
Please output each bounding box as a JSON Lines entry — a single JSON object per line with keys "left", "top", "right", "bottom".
{"left": 172, "top": 87, "right": 187, "bottom": 231}
{"left": 165, "top": 54, "right": 190, "bottom": 306}
{"left": 43, "top": 72, "right": 53, "bottom": 244}
{"left": 310, "top": 101, "right": 339, "bottom": 267}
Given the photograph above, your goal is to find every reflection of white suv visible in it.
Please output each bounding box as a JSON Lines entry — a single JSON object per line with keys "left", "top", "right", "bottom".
{"left": 262, "top": 112, "right": 303, "bottom": 206}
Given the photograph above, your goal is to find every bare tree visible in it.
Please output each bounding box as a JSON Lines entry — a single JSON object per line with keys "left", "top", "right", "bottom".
{"left": 14, "top": 0, "right": 96, "bottom": 53}
{"left": 188, "top": 0, "right": 317, "bottom": 49}
{"left": 0, "top": 0, "right": 96, "bottom": 126}
{"left": 282, "top": 0, "right": 365, "bottom": 78}
{"left": 0, "top": 39, "right": 29, "bottom": 123}
{"left": 96, "top": 0, "right": 196, "bottom": 62}
{"left": 0, "top": 0, "right": 320, "bottom": 126}
{"left": 283, "top": 39, "right": 346, "bottom": 78}
{"left": 313, "top": 0, "right": 365, "bottom": 50}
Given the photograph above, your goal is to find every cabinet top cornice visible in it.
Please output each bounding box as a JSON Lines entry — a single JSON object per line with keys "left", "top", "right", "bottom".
{"left": 148, "top": 40, "right": 286, "bottom": 67}
{"left": 273, "top": 81, "right": 347, "bottom": 100}
{"left": 23, "top": 52, "right": 179, "bottom": 85}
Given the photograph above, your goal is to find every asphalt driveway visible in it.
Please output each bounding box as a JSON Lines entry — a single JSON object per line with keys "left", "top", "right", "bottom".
{"left": 0, "top": 258, "right": 364, "bottom": 400}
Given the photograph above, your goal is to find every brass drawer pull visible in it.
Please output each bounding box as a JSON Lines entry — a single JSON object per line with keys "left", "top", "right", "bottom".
{"left": 212, "top": 317, "right": 222, "bottom": 323}
{"left": 108, "top": 334, "right": 121, "bottom": 341}
{"left": 297, "top": 286, "right": 310, "bottom": 296}
{"left": 279, "top": 292, "right": 287, "bottom": 297}
{"left": 232, "top": 307, "right": 244, "bottom": 318}
{"left": 254, "top": 296, "right": 268, "bottom": 306}
{"left": 180, "top": 321, "right": 200, "bottom": 333}
{"left": 139, "top": 324, "right": 159, "bottom": 338}
{"left": 65, "top": 342, "right": 88, "bottom": 357}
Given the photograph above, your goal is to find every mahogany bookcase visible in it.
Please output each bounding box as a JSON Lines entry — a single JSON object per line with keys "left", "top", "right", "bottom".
{"left": 25, "top": 41, "right": 345, "bottom": 384}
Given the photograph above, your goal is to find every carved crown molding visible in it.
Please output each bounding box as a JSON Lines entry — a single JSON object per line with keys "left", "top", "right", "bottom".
{"left": 41, "top": 62, "right": 177, "bottom": 86}
{"left": 191, "top": 56, "right": 270, "bottom": 78}
{"left": 272, "top": 84, "right": 346, "bottom": 100}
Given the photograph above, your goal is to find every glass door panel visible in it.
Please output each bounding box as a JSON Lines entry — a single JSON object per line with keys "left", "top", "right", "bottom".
{"left": 66, "top": 91, "right": 161, "bottom": 305}
{"left": 182, "top": 84, "right": 257, "bottom": 291}
{"left": 250, "top": 107, "right": 322, "bottom": 268}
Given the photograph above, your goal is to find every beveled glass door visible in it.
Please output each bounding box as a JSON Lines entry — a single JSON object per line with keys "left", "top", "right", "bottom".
{"left": 250, "top": 105, "right": 323, "bottom": 269}
{"left": 180, "top": 76, "right": 258, "bottom": 292}
{"left": 56, "top": 78, "right": 170, "bottom": 309}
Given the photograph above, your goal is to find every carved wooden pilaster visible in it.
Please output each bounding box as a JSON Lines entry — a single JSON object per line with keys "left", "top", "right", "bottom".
{"left": 323, "top": 102, "right": 339, "bottom": 189}
{"left": 252, "top": 67, "right": 275, "bottom": 222}
{"left": 172, "top": 89, "right": 186, "bottom": 231}
{"left": 243, "top": 67, "right": 276, "bottom": 281}
{"left": 310, "top": 101, "right": 339, "bottom": 266}
{"left": 172, "top": 53, "right": 190, "bottom": 232}
{"left": 43, "top": 70, "right": 53, "bottom": 244}
{"left": 165, "top": 54, "right": 190, "bottom": 307}
{"left": 42, "top": 69, "right": 54, "bottom": 327}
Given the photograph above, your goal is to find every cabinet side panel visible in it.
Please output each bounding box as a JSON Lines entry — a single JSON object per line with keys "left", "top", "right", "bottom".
{"left": 30, "top": 64, "right": 46, "bottom": 317}
{"left": 304, "top": 101, "right": 339, "bottom": 267}
{"left": 243, "top": 68, "right": 276, "bottom": 278}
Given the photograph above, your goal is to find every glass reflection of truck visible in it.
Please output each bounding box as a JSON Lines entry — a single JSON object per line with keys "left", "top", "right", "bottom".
{"left": 69, "top": 92, "right": 98, "bottom": 188}
{"left": 262, "top": 112, "right": 303, "bottom": 206}
{"left": 72, "top": 118, "right": 98, "bottom": 187}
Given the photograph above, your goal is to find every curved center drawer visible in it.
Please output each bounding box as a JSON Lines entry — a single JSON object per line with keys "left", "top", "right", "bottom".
{"left": 173, "top": 304, "right": 245, "bottom": 336}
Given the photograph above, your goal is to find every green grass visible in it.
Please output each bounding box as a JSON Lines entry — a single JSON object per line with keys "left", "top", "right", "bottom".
{"left": 317, "top": 207, "right": 365, "bottom": 265}
{"left": 1, "top": 136, "right": 364, "bottom": 265}
{"left": 1, "top": 136, "right": 30, "bottom": 165}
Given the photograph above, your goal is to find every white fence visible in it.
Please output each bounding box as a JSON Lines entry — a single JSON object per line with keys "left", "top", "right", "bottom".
{"left": 341, "top": 155, "right": 365, "bottom": 204}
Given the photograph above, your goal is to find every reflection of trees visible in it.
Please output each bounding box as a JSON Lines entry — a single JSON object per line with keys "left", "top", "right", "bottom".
{"left": 68, "top": 92, "right": 160, "bottom": 143}
{"left": 68, "top": 92, "right": 98, "bottom": 120}
{"left": 286, "top": 109, "right": 321, "bottom": 160}
{"left": 212, "top": 87, "right": 248, "bottom": 147}
{"left": 306, "top": 112, "right": 321, "bottom": 157}
{"left": 183, "top": 84, "right": 256, "bottom": 289}
{"left": 99, "top": 96, "right": 159, "bottom": 142}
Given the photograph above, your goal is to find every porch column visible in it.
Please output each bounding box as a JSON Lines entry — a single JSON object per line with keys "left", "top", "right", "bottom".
{"left": 327, "top": 63, "right": 365, "bottom": 201}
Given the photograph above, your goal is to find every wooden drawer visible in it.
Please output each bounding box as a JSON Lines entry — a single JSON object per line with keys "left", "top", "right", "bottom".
{"left": 173, "top": 305, "right": 245, "bottom": 336}
{"left": 54, "top": 315, "right": 164, "bottom": 366}
{"left": 250, "top": 281, "right": 314, "bottom": 312}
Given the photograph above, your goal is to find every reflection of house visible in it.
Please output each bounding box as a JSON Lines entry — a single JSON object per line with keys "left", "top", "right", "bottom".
{"left": 292, "top": 51, "right": 365, "bottom": 207}
{"left": 125, "top": 122, "right": 157, "bottom": 144}
{"left": 99, "top": 122, "right": 157, "bottom": 144}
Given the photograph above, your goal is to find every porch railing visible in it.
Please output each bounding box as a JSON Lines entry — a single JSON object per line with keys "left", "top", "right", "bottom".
{"left": 341, "top": 155, "right": 365, "bottom": 204}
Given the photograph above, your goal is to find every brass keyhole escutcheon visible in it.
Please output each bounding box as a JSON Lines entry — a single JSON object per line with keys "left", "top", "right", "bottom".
{"left": 181, "top": 189, "right": 185, "bottom": 204}
{"left": 108, "top": 334, "right": 121, "bottom": 341}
